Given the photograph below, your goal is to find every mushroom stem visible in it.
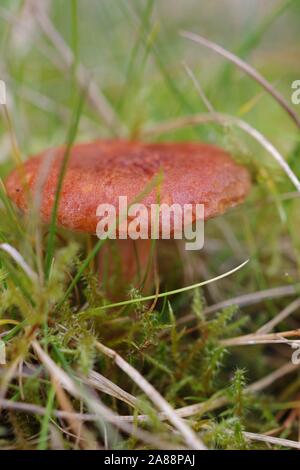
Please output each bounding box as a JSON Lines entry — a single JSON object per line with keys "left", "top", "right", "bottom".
{"left": 98, "top": 239, "right": 153, "bottom": 299}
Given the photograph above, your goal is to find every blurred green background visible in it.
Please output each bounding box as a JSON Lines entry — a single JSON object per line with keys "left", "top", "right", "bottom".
{"left": 0, "top": 0, "right": 299, "bottom": 158}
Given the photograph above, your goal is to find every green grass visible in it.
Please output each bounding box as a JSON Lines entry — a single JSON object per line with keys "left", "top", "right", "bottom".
{"left": 0, "top": 0, "right": 300, "bottom": 450}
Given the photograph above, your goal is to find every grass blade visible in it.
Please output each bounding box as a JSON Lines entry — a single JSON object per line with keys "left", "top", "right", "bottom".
{"left": 44, "top": 91, "right": 85, "bottom": 279}
{"left": 85, "top": 259, "right": 249, "bottom": 314}
{"left": 181, "top": 30, "right": 300, "bottom": 129}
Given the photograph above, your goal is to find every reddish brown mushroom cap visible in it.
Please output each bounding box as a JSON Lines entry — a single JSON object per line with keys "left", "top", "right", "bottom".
{"left": 5, "top": 140, "right": 251, "bottom": 234}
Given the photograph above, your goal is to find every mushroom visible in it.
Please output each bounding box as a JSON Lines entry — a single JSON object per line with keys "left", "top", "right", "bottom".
{"left": 5, "top": 139, "right": 251, "bottom": 297}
